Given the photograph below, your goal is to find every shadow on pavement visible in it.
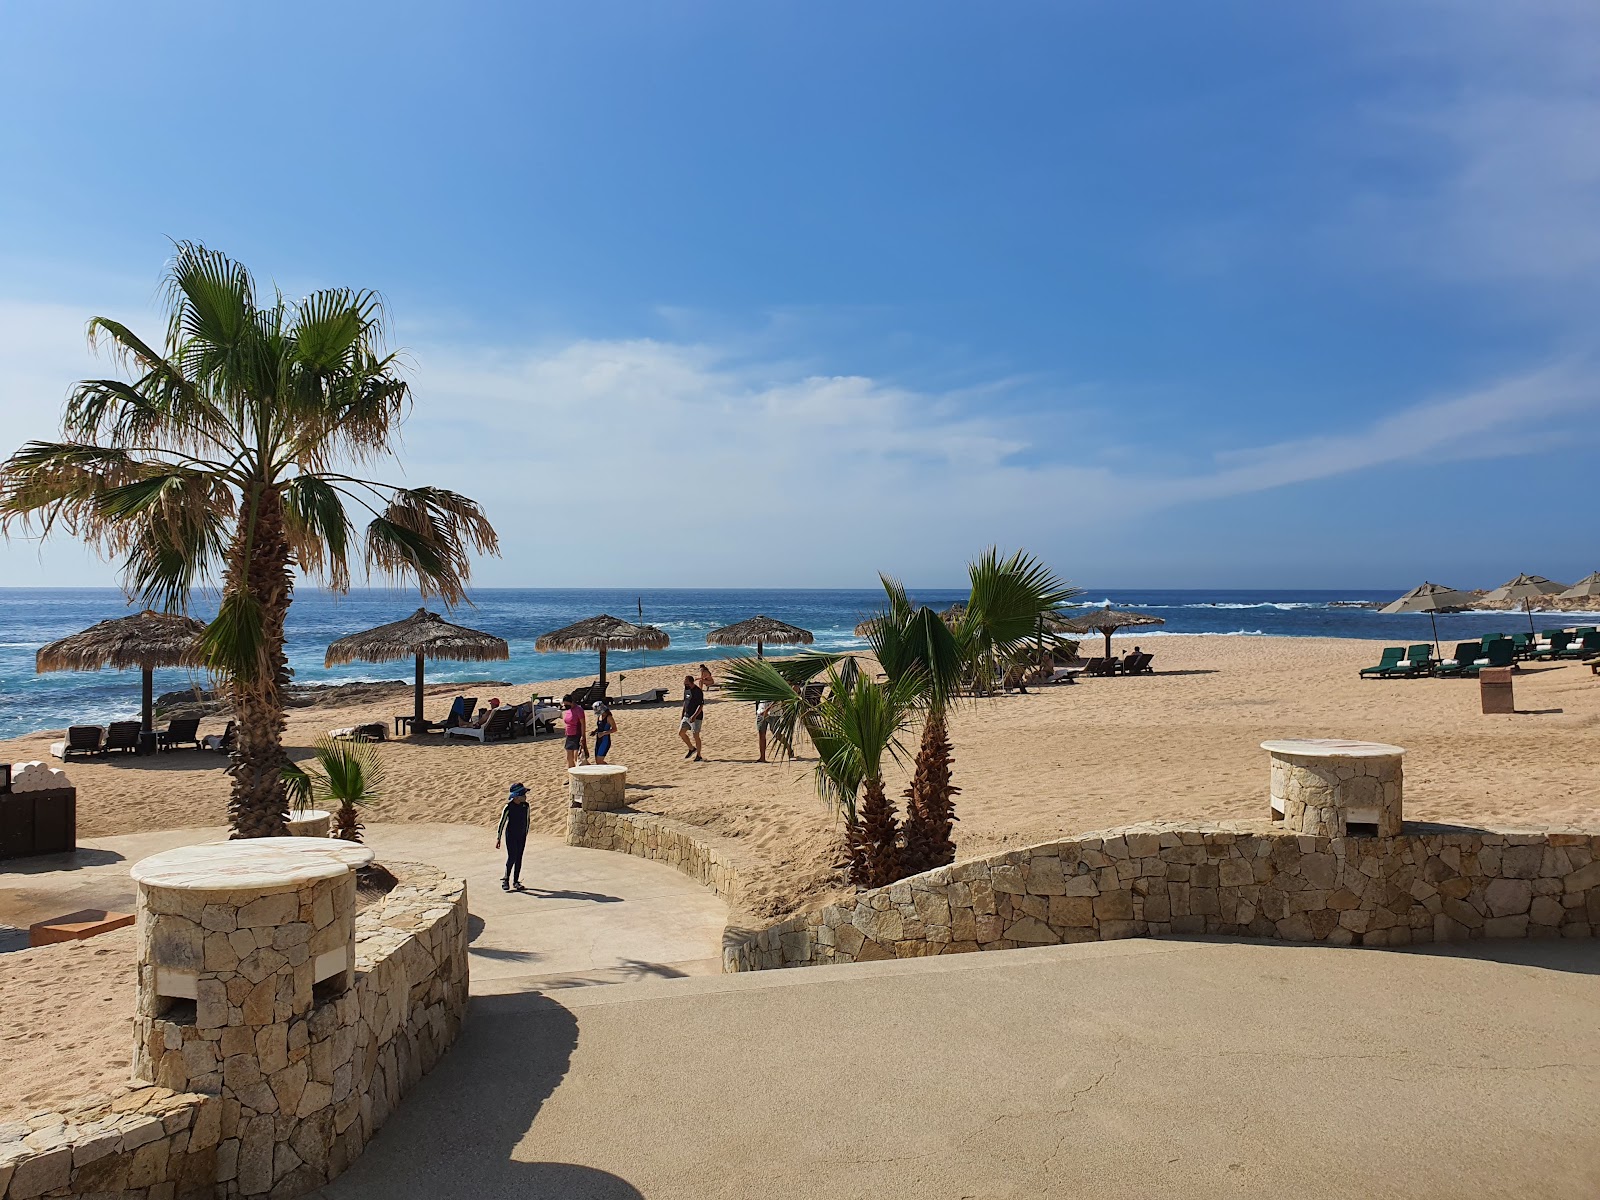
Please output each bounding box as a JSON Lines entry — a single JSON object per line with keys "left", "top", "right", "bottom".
{"left": 317, "top": 991, "right": 643, "bottom": 1199}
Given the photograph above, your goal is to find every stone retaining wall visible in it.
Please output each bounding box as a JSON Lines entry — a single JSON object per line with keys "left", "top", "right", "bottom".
{"left": 0, "top": 861, "right": 467, "bottom": 1199}
{"left": 726, "top": 820, "right": 1600, "bottom": 971}
{"left": 566, "top": 808, "right": 749, "bottom": 907}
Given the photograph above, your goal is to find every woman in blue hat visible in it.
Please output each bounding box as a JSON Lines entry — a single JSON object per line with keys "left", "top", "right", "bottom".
{"left": 495, "top": 782, "right": 531, "bottom": 891}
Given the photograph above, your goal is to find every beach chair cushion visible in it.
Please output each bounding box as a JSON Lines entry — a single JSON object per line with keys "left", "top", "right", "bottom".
{"left": 1360, "top": 648, "right": 1405, "bottom": 677}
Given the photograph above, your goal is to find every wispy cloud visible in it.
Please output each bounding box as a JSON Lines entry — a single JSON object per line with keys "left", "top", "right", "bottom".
{"left": 1, "top": 298, "right": 1594, "bottom": 587}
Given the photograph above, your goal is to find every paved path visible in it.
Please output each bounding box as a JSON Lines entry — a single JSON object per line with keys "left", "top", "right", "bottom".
{"left": 0, "top": 823, "right": 727, "bottom": 987}
{"left": 314, "top": 936, "right": 1600, "bottom": 1200}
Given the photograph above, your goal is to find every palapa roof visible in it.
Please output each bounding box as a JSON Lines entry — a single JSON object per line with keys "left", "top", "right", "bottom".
{"left": 1051, "top": 604, "right": 1166, "bottom": 635}
{"left": 37, "top": 610, "right": 206, "bottom": 674}
{"left": 324, "top": 608, "right": 509, "bottom": 667}
{"left": 534, "top": 614, "right": 669, "bottom": 653}
{"left": 706, "top": 615, "right": 814, "bottom": 648}
{"left": 1483, "top": 573, "right": 1568, "bottom": 602}
{"left": 1379, "top": 582, "right": 1474, "bottom": 615}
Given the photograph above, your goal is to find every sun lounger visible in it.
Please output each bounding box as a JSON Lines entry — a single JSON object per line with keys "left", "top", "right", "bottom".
{"left": 614, "top": 687, "right": 669, "bottom": 705}
{"left": 1360, "top": 647, "right": 1406, "bottom": 678}
{"left": 201, "top": 720, "right": 235, "bottom": 753}
{"left": 446, "top": 707, "right": 515, "bottom": 743}
{"left": 50, "top": 725, "right": 105, "bottom": 760}
{"left": 157, "top": 717, "right": 202, "bottom": 751}
{"left": 1083, "top": 657, "right": 1117, "bottom": 677}
{"left": 103, "top": 721, "right": 142, "bottom": 755}
{"left": 1122, "top": 652, "right": 1155, "bottom": 675}
{"left": 1556, "top": 632, "right": 1600, "bottom": 660}
{"left": 1396, "top": 644, "right": 1433, "bottom": 677}
{"left": 565, "top": 682, "right": 610, "bottom": 709}
{"left": 1462, "top": 638, "right": 1515, "bottom": 677}
{"left": 1433, "top": 642, "right": 1481, "bottom": 677}
{"left": 329, "top": 723, "right": 386, "bottom": 742}
{"left": 1046, "top": 666, "right": 1082, "bottom": 684}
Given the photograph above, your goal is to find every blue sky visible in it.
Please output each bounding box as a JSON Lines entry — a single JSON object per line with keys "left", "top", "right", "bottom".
{"left": 1, "top": 2, "right": 1596, "bottom": 591}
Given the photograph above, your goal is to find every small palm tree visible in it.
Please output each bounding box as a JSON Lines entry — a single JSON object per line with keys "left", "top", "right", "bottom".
{"left": 282, "top": 736, "right": 384, "bottom": 843}
{"left": 0, "top": 244, "right": 497, "bottom": 838}
{"left": 722, "top": 655, "right": 919, "bottom": 886}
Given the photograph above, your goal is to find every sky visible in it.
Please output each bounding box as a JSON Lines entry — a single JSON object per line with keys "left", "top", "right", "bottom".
{"left": 0, "top": 1, "right": 1597, "bottom": 593}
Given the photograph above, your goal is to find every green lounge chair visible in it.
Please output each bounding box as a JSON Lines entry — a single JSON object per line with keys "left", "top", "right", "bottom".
{"left": 1555, "top": 632, "right": 1599, "bottom": 660}
{"left": 1434, "top": 642, "right": 1481, "bottom": 677}
{"left": 1399, "top": 644, "right": 1433, "bottom": 676}
{"left": 1511, "top": 632, "right": 1534, "bottom": 660}
{"left": 1462, "top": 638, "right": 1515, "bottom": 677}
{"left": 1360, "top": 647, "right": 1406, "bottom": 678}
{"left": 1532, "top": 631, "right": 1570, "bottom": 660}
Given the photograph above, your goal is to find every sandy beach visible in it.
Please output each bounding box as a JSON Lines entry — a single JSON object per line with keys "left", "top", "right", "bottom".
{"left": 5, "top": 634, "right": 1598, "bottom": 923}
{"left": 4, "top": 632, "right": 1598, "bottom": 1120}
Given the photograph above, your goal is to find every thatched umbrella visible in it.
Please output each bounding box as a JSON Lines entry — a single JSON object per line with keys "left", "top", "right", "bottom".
{"left": 1053, "top": 604, "right": 1165, "bottom": 659}
{"left": 706, "top": 615, "right": 813, "bottom": 659}
{"left": 36, "top": 610, "right": 206, "bottom": 736}
{"left": 324, "top": 608, "right": 509, "bottom": 729}
{"left": 1560, "top": 571, "right": 1600, "bottom": 600}
{"left": 534, "top": 614, "right": 669, "bottom": 686}
{"left": 1483, "top": 573, "right": 1568, "bottom": 636}
{"left": 1379, "top": 582, "right": 1473, "bottom": 657}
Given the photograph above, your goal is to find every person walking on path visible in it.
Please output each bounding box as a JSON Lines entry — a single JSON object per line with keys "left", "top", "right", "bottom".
{"left": 679, "top": 673, "right": 705, "bottom": 762}
{"left": 755, "top": 699, "right": 774, "bottom": 763}
{"left": 562, "top": 696, "right": 588, "bottom": 767}
{"left": 494, "top": 782, "right": 531, "bottom": 892}
{"left": 591, "top": 700, "right": 618, "bottom": 764}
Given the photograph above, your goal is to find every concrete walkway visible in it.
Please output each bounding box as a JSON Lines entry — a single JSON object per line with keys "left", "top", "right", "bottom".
{"left": 0, "top": 823, "right": 728, "bottom": 988}
{"left": 314, "top": 936, "right": 1600, "bottom": 1200}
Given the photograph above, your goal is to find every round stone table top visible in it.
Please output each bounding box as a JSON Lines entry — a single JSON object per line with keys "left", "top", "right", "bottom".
{"left": 1260, "top": 738, "right": 1405, "bottom": 759}
{"left": 131, "top": 838, "right": 373, "bottom": 891}
{"left": 568, "top": 764, "right": 627, "bottom": 778}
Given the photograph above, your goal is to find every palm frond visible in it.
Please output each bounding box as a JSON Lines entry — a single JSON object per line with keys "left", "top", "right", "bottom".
{"left": 283, "top": 475, "right": 354, "bottom": 590}
{"left": 199, "top": 588, "right": 270, "bottom": 682}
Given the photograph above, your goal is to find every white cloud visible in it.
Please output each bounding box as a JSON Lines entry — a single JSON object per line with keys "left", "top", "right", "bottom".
{"left": 1339, "top": 3, "right": 1600, "bottom": 288}
{"left": 0, "top": 302, "right": 1594, "bottom": 588}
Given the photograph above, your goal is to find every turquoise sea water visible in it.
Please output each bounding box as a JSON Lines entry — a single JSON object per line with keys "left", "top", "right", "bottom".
{"left": 0, "top": 587, "right": 1577, "bottom": 739}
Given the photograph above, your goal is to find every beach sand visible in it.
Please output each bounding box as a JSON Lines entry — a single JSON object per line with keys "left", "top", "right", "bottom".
{"left": 4, "top": 634, "right": 1597, "bottom": 921}
{"left": 2, "top": 634, "right": 1599, "bottom": 1120}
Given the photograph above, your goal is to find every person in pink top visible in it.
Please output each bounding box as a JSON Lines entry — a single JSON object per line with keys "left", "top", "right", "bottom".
{"left": 562, "top": 696, "right": 588, "bottom": 767}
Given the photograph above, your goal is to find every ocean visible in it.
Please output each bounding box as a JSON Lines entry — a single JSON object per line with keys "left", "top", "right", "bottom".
{"left": 0, "top": 587, "right": 1576, "bottom": 740}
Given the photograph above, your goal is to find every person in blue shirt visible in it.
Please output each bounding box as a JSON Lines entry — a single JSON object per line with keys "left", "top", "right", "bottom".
{"left": 494, "top": 782, "right": 531, "bottom": 891}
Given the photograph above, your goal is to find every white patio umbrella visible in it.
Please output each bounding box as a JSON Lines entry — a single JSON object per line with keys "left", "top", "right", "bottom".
{"left": 1559, "top": 571, "right": 1600, "bottom": 600}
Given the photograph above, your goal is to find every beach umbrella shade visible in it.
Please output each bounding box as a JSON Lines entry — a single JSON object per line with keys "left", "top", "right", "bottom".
{"left": 1051, "top": 605, "right": 1165, "bottom": 659}
{"left": 324, "top": 608, "right": 509, "bottom": 729}
{"left": 534, "top": 614, "right": 669, "bottom": 687}
{"left": 1559, "top": 571, "right": 1600, "bottom": 600}
{"left": 36, "top": 610, "right": 207, "bottom": 735}
{"left": 706, "top": 615, "right": 814, "bottom": 659}
{"left": 1378, "top": 581, "right": 1475, "bottom": 656}
{"left": 1483, "top": 573, "right": 1569, "bottom": 636}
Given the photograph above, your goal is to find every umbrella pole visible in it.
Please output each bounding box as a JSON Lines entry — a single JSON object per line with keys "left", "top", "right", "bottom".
{"left": 1526, "top": 599, "right": 1536, "bottom": 638}
{"left": 757, "top": 638, "right": 764, "bottom": 659}
{"left": 414, "top": 652, "right": 425, "bottom": 728}
{"left": 1429, "top": 612, "right": 1441, "bottom": 660}
{"left": 1103, "top": 628, "right": 1112, "bottom": 659}
{"left": 599, "top": 646, "right": 608, "bottom": 688}
{"left": 142, "top": 666, "right": 154, "bottom": 734}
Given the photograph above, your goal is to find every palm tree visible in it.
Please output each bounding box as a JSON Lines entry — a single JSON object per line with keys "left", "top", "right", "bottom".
{"left": 283, "top": 736, "right": 384, "bottom": 843}
{"left": 0, "top": 244, "right": 497, "bottom": 837}
{"left": 721, "top": 654, "right": 920, "bottom": 886}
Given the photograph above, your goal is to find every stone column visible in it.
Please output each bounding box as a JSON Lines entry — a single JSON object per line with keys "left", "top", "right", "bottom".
{"left": 130, "top": 837, "right": 372, "bottom": 1196}
{"left": 1262, "top": 739, "right": 1404, "bottom": 837}
{"left": 569, "top": 764, "right": 627, "bottom": 811}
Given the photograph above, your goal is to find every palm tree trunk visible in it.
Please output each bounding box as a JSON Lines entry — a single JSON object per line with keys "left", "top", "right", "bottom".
{"left": 901, "top": 706, "right": 960, "bottom": 875}
{"left": 857, "top": 775, "right": 901, "bottom": 888}
{"left": 225, "top": 490, "right": 294, "bottom": 838}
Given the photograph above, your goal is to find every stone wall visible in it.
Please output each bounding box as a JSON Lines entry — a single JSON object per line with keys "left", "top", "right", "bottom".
{"left": 566, "top": 808, "right": 749, "bottom": 907}
{"left": 0, "top": 861, "right": 467, "bottom": 1200}
{"left": 726, "top": 820, "right": 1600, "bottom": 971}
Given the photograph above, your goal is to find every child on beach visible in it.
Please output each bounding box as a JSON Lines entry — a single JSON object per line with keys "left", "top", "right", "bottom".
{"left": 494, "top": 782, "right": 530, "bottom": 892}
{"left": 562, "top": 696, "right": 588, "bottom": 767}
{"left": 592, "top": 701, "right": 617, "bottom": 764}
